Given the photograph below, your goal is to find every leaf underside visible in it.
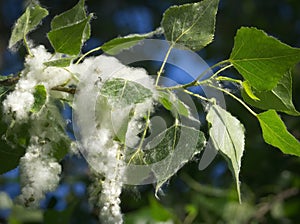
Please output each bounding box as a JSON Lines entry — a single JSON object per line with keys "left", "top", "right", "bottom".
{"left": 206, "top": 104, "right": 245, "bottom": 203}
{"left": 144, "top": 123, "right": 205, "bottom": 195}
{"left": 9, "top": 4, "right": 48, "bottom": 48}
{"left": 100, "top": 78, "right": 153, "bottom": 107}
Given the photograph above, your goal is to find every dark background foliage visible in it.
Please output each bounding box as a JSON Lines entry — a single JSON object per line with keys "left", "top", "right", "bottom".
{"left": 0, "top": 0, "right": 300, "bottom": 223}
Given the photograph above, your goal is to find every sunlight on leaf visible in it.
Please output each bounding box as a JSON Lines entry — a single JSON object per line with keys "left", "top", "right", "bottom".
{"left": 242, "top": 81, "right": 260, "bottom": 101}
{"left": 48, "top": 0, "right": 92, "bottom": 55}
{"left": 100, "top": 78, "right": 153, "bottom": 107}
{"left": 161, "top": 0, "right": 219, "bottom": 51}
{"left": 9, "top": 4, "right": 48, "bottom": 49}
{"left": 30, "top": 85, "right": 47, "bottom": 113}
{"left": 102, "top": 30, "right": 161, "bottom": 55}
{"left": 242, "top": 72, "right": 300, "bottom": 116}
{"left": 158, "top": 90, "right": 190, "bottom": 118}
{"left": 207, "top": 104, "right": 245, "bottom": 203}
{"left": 257, "top": 110, "right": 300, "bottom": 157}
{"left": 230, "top": 27, "right": 300, "bottom": 91}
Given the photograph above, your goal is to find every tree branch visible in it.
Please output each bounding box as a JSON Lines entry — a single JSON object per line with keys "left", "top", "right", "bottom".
{"left": 0, "top": 76, "right": 77, "bottom": 94}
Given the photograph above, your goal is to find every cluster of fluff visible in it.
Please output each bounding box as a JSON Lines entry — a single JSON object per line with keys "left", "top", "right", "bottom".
{"left": 98, "top": 178, "right": 123, "bottom": 224}
{"left": 3, "top": 47, "right": 157, "bottom": 222}
{"left": 71, "top": 55, "right": 157, "bottom": 223}
{"left": 2, "top": 46, "right": 74, "bottom": 207}
{"left": 3, "top": 45, "right": 72, "bottom": 120}
{"left": 16, "top": 102, "right": 70, "bottom": 207}
{"left": 18, "top": 137, "right": 61, "bottom": 207}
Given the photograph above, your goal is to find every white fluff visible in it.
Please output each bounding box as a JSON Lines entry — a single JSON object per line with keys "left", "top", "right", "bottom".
{"left": 4, "top": 48, "right": 157, "bottom": 223}
{"left": 72, "top": 55, "right": 157, "bottom": 224}
{"left": 18, "top": 141, "right": 61, "bottom": 207}
{"left": 3, "top": 45, "right": 72, "bottom": 120}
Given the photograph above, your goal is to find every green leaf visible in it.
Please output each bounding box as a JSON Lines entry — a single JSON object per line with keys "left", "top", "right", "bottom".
{"left": 43, "top": 100, "right": 70, "bottom": 161}
{"left": 158, "top": 90, "right": 190, "bottom": 118}
{"left": 0, "top": 108, "right": 29, "bottom": 174}
{"left": 102, "top": 35, "right": 145, "bottom": 55}
{"left": 102, "top": 28, "right": 163, "bottom": 55}
{"left": 241, "top": 81, "right": 260, "bottom": 101}
{"left": 149, "top": 197, "right": 175, "bottom": 222}
{"left": 206, "top": 104, "right": 245, "bottom": 203}
{"left": 9, "top": 4, "right": 48, "bottom": 48}
{"left": 48, "top": 16, "right": 92, "bottom": 55}
{"left": 125, "top": 196, "right": 179, "bottom": 223}
{"left": 242, "top": 72, "right": 300, "bottom": 116}
{"left": 161, "top": 0, "right": 219, "bottom": 51}
{"left": 0, "top": 142, "right": 25, "bottom": 175}
{"left": 143, "top": 123, "right": 205, "bottom": 195}
{"left": 257, "top": 110, "right": 300, "bottom": 157}
{"left": 229, "top": 27, "right": 300, "bottom": 91}
{"left": 31, "top": 85, "right": 47, "bottom": 113}
{"left": 100, "top": 78, "right": 153, "bottom": 107}
{"left": 50, "top": 0, "right": 91, "bottom": 43}
{"left": 51, "top": 0, "right": 86, "bottom": 29}
{"left": 44, "top": 57, "right": 75, "bottom": 67}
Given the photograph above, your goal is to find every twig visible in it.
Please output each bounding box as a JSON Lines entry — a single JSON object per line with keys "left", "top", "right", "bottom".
{"left": 51, "top": 86, "right": 76, "bottom": 94}
{"left": 254, "top": 187, "right": 299, "bottom": 221}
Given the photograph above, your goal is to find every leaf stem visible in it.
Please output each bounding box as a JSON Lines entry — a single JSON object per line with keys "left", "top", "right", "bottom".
{"left": 183, "top": 89, "right": 213, "bottom": 103}
{"left": 208, "top": 63, "right": 233, "bottom": 81}
{"left": 23, "top": 36, "right": 33, "bottom": 57}
{"left": 207, "top": 84, "right": 257, "bottom": 117}
{"left": 23, "top": 11, "right": 33, "bottom": 57}
{"left": 195, "top": 59, "right": 230, "bottom": 81}
{"left": 76, "top": 46, "right": 102, "bottom": 64}
{"left": 155, "top": 43, "right": 175, "bottom": 86}
{"left": 157, "top": 60, "right": 231, "bottom": 91}
{"left": 216, "top": 76, "right": 242, "bottom": 84}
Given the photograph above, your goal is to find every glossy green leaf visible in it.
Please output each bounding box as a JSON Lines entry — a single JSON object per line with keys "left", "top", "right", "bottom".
{"left": 100, "top": 78, "right": 153, "bottom": 107}
{"left": 31, "top": 85, "right": 47, "bottom": 113}
{"left": 44, "top": 58, "right": 75, "bottom": 67}
{"left": 102, "top": 28, "right": 162, "bottom": 55}
{"left": 143, "top": 123, "right": 205, "bottom": 195}
{"left": 161, "top": 0, "right": 219, "bottom": 51}
{"left": 51, "top": 0, "right": 86, "bottom": 29}
{"left": 230, "top": 27, "right": 300, "bottom": 91}
{"left": 257, "top": 110, "right": 300, "bottom": 157}
{"left": 48, "top": 0, "right": 92, "bottom": 55}
{"left": 207, "top": 104, "right": 245, "bottom": 203}
{"left": 48, "top": 17, "right": 91, "bottom": 55}
{"left": 9, "top": 4, "right": 48, "bottom": 48}
{"left": 102, "top": 35, "right": 145, "bottom": 55}
{"left": 242, "top": 72, "right": 300, "bottom": 116}
{"left": 50, "top": 0, "right": 91, "bottom": 43}
{"left": 242, "top": 81, "right": 260, "bottom": 101}
{"left": 158, "top": 90, "right": 190, "bottom": 118}
{"left": 48, "top": 16, "right": 92, "bottom": 55}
